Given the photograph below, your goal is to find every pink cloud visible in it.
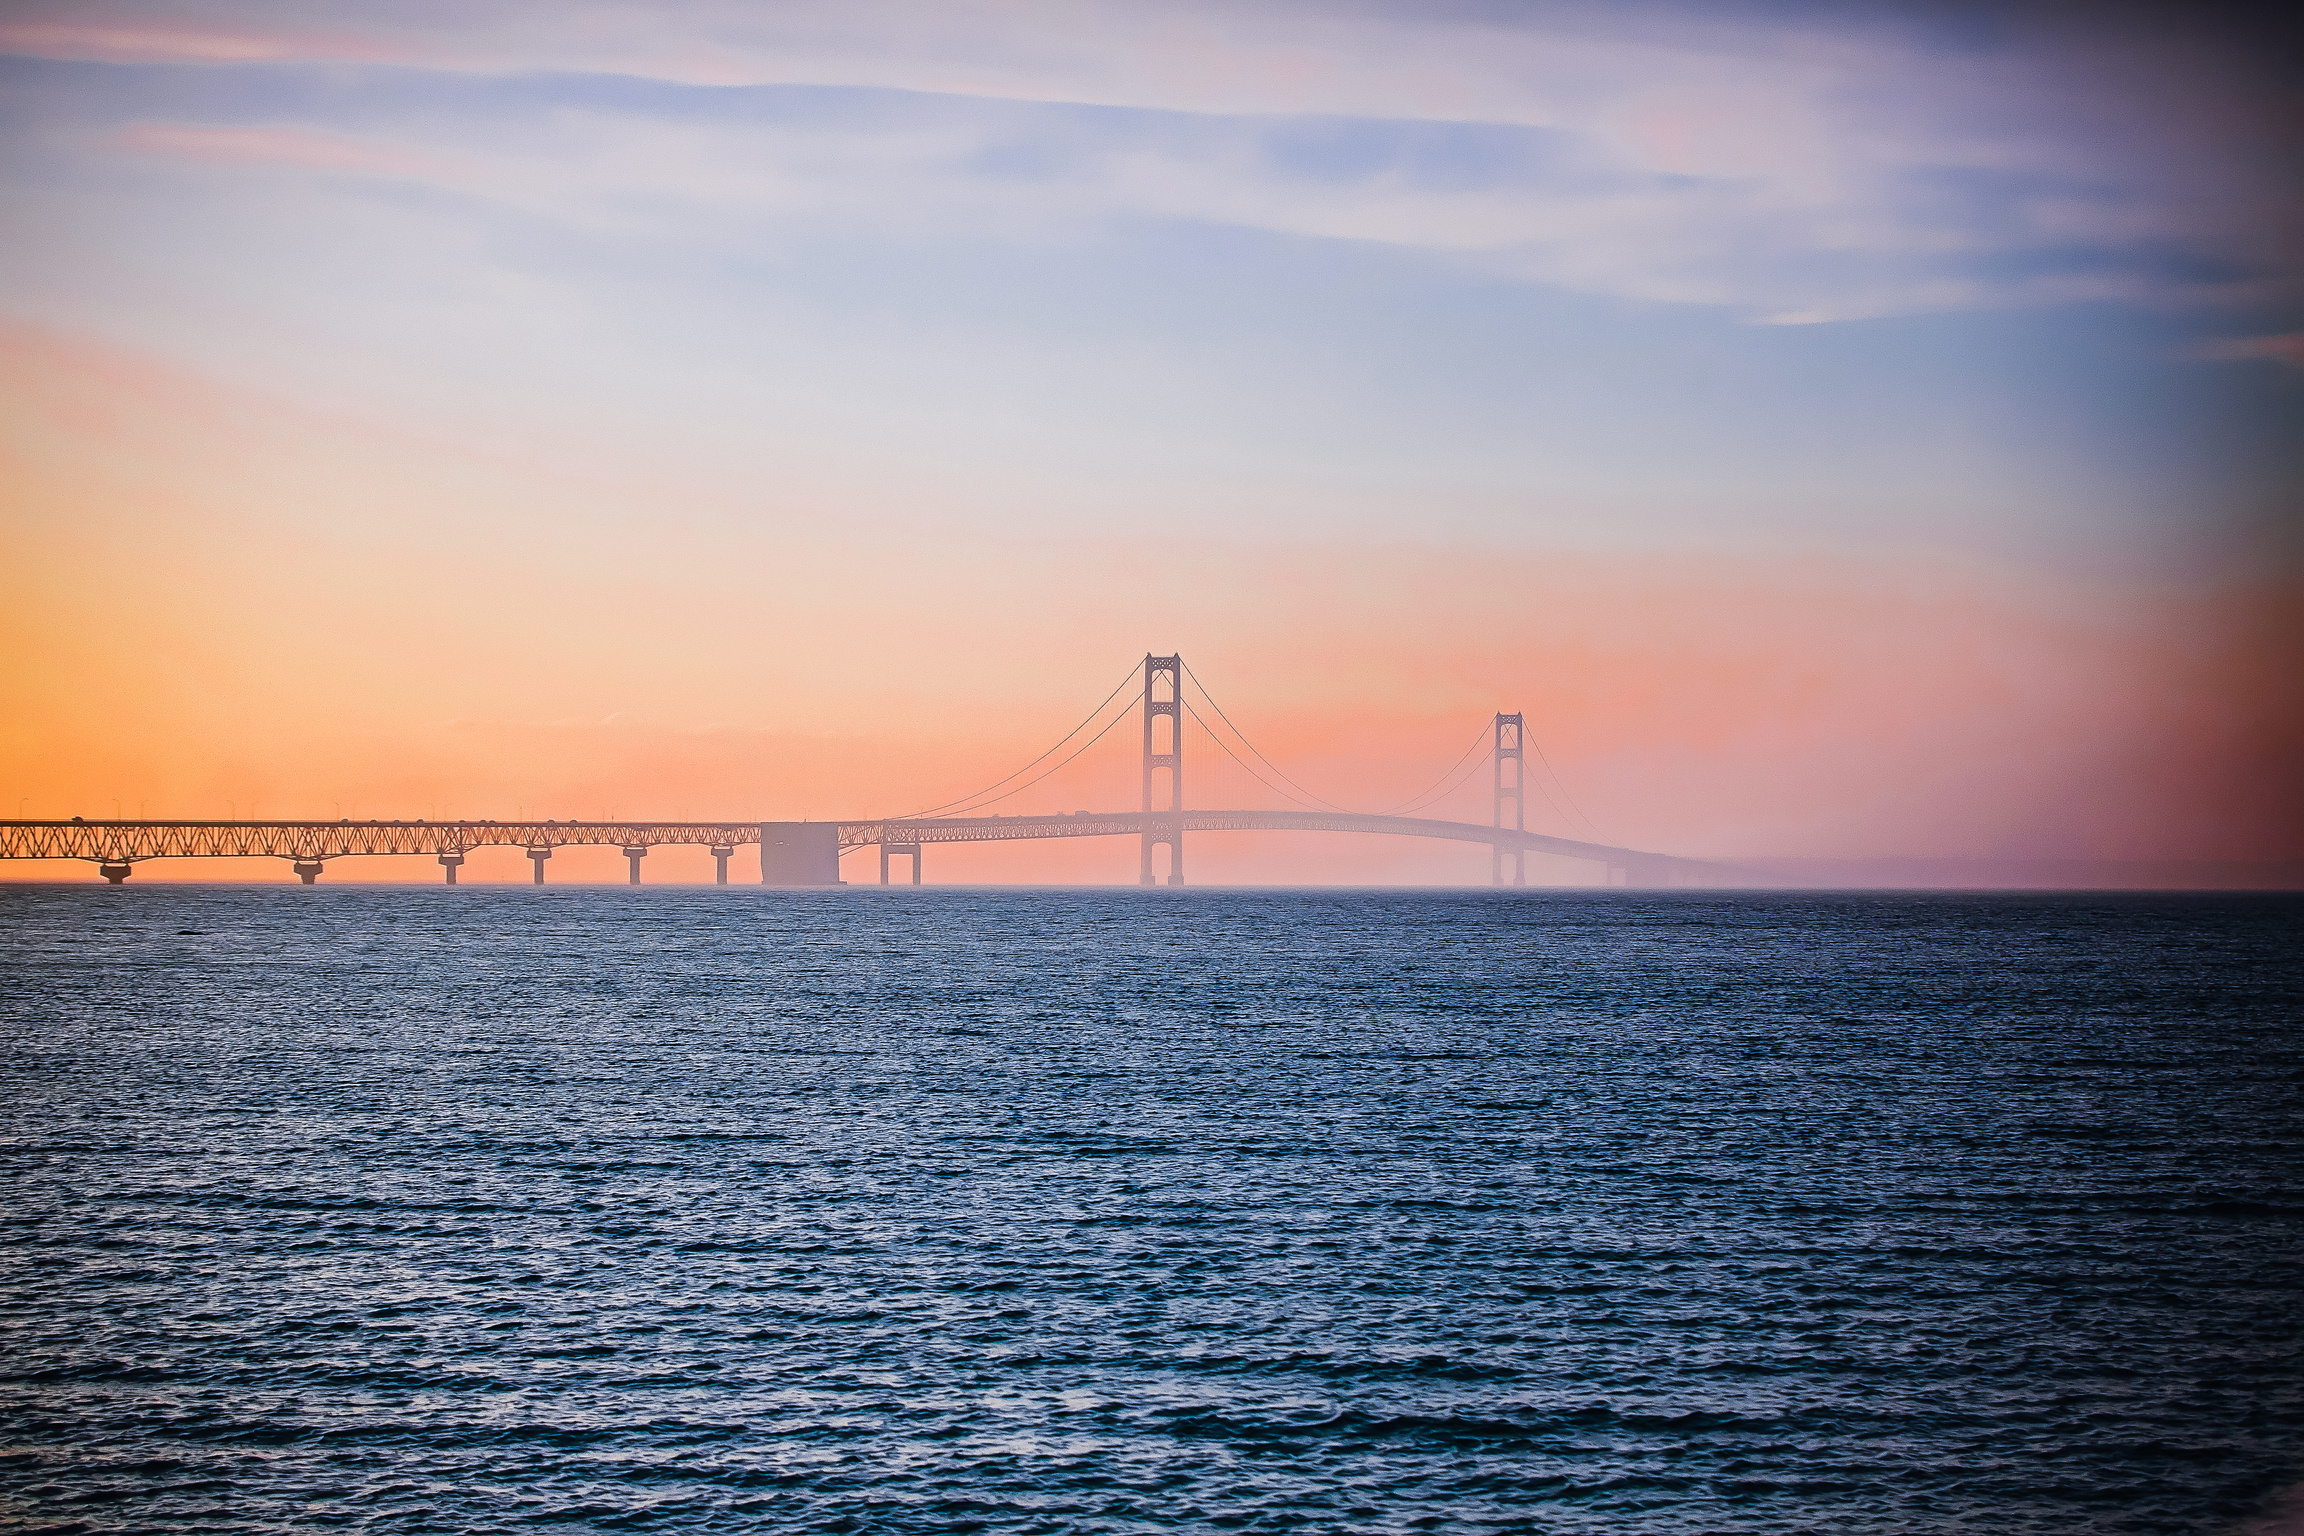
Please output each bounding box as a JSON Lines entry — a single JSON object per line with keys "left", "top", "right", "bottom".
{"left": 0, "top": 19, "right": 395, "bottom": 65}
{"left": 2193, "top": 331, "right": 2304, "bottom": 366}
{"left": 112, "top": 123, "right": 462, "bottom": 183}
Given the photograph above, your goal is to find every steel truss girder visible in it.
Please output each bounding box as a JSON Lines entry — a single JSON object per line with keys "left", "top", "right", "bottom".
{"left": 2, "top": 813, "right": 1720, "bottom": 883}
{"left": 0, "top": 821, "right": 766, "bottom": 864}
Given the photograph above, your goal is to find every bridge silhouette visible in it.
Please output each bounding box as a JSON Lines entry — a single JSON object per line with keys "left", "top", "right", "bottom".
{"left": 1, "top": 655, "right": 1725, "bottom": 887}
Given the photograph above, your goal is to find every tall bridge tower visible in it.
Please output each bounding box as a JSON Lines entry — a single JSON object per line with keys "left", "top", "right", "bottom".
{"left": 1493, "top": 711, "right": 1525, "bottom": 886}
{"left": 1141, "top": 654, "right": 1183, "bottom": 885}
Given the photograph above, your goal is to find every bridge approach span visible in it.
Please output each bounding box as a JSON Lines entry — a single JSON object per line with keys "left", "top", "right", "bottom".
{"left": 0, "top": 820, "right": 763, "bottom": 864}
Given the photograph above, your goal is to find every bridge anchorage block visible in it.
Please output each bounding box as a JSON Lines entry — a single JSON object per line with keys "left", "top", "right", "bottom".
{"left": 292, "top": 860, "right": 325, "bottom": 885}
{"left": 439, "top": 853, "right": 465, "bottom": 886}
{"left": 709, "top": 845, "right": 734, "bottom": 885}
{"left": 527, "top": 847, "right": 551, "bottom": 885}
{"left": 622, "top": 846, "right": 647, "bottom": 885}
{"left": 98, "top": 862, "right": 132, "bottom": 885}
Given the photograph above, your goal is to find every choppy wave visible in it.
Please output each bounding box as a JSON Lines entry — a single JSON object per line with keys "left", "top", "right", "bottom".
{"left": 2, "top": 886, "right": 2299, "bottom": 1534}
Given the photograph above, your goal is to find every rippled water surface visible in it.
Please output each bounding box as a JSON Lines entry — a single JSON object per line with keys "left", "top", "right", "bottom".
{"left": 2, "top": 886, "right": 2300, "bottom": 1534}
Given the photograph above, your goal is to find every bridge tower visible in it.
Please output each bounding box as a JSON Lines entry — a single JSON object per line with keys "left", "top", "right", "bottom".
{"left": 1141, "top": 654, "right": 1183, "bottom": 885}
{"left": 1493, "top": 712, "right": 1525, "bottom": 887}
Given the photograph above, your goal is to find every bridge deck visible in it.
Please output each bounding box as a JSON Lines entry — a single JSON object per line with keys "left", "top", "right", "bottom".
{"left": 0, "top": 813, "right": 1718, "bottom": 881}
{"left": 846, "top": 811, "right": 1710, "bottom": 879}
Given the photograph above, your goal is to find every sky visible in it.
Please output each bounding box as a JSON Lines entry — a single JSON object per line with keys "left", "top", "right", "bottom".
{"left": 1, "top": 0, "right": 2298, "bottom": 883}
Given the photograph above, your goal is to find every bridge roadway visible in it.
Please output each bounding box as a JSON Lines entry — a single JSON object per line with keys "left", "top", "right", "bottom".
{"left": 850, "top": 811, "right": 1710, "bottom": 883}
{"left": 0, "top": 813, "right": 1717, "bottom": 884}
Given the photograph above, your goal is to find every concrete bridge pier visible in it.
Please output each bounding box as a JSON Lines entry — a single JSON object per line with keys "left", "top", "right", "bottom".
{"left": 880, "top": 842, "right": 921, "bottom": 885}
{"left": 99, "top": 862, "right": 131, "bottom": 885}
{"left": 439, "top": 853, "right": 464, "bottom": 885}
{"left": 710, "top": 845, "right": 734, "bottom": 885}
{"left": 1139, "top": 825, "right": 1184, "bottom": 886}
{"left": 527, "top": 847, "right": 551, "bottom": 885}
{"left": 293, "top": 860, "right": 324, "bottom": 884}
{"left": 622, "top": 846, "right": 647, "bottom": 885}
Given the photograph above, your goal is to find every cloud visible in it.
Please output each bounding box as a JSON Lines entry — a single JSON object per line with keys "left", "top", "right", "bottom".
{"left": 2193, "top": 332, "right": 2304, "bottom": 367}
{"left": 0, "top": 17, "right": 393, "bottom": 65}
{"left": 17, "top": 0, "right": 2302, "bottom": 320}
{"left": 113, "top": 122, "right": 466, "bottom": 182}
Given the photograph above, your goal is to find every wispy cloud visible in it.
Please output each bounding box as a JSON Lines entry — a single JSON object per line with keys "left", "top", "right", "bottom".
{"left": 115, "top": 122, "right": 466, "bottom": 182}
{"left": 2193, "top": 332, "right": 2304, "bottom": 368}
{"left": 18, "top": 0, "right": 2299, "bottom": 322}
{"left": 0, "top": 16, "right": 395, "bottom": 65}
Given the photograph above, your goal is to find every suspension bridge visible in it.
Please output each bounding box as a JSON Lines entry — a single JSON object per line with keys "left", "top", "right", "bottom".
{"left": 0, "top": 656, "right": 1726, "bottom": 887}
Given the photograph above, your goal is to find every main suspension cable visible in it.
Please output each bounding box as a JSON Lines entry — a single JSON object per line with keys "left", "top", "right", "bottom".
{"left": 892, "top": 662, "right": 1142, "bottom": 819}
{"left": 1181, "top": 700, "right": 1332, "bottom": 811}
{"left": 896, "top": 688, "right": 1142, "bottom": 820}
{"left": 1179, "top": 660, "right": 1349, "bottom": 812}
{"left": 1527, "top": 733, "right": 1608, "bottom": 843}
{"left": 1374, "top": 724, "right": 1493, "bottom": 816}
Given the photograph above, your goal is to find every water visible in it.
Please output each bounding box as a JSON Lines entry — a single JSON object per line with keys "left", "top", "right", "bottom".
{"left": 1, "top": 886, "right": 2299, "bottom": 1535}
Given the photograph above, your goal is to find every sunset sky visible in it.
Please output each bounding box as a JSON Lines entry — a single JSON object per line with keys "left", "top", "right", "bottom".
{"left": 2, "top": 0, "right": 2297, "bottom": 883}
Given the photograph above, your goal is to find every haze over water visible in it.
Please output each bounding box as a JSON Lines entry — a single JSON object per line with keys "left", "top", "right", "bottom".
{"left": 5, "top": 885, "right": 2298, "bottom": 1533}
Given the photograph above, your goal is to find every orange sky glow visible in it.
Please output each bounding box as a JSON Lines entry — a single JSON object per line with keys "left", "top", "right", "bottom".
{"left": 5, "top": 323, "right": 2295, "bottom": 883}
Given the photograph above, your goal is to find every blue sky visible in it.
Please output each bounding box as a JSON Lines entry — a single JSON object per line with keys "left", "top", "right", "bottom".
{"left": 1, "top": 0, "right": 2294, "bottom": 577}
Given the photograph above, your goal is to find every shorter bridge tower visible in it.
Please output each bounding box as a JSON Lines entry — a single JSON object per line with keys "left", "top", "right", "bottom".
{"left": 1493, "top": 711, "right": 1525, "bottom": 887}
{"left": 1141, "top": 654, "right": 1183, "bottom": 885}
